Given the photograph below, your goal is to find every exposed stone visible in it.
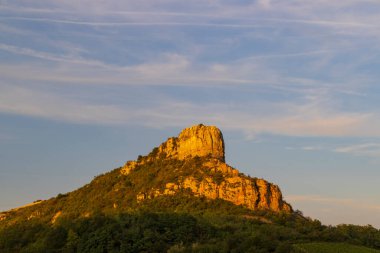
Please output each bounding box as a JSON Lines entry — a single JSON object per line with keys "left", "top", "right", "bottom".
{"left": 126, "top": 124, "right": 292, "bottom": 213}
{"left": 163, "top": 183, "right": 179, "bottom": 195}
{"left": 158, "top": 124, "right": 225, "bottom": 161}
{"left": 27, "top": 211, "right": 41, "bottom": 220}
{"left": 51, "top": 211, "right": 62, "bottom": 224}
{"left": 136, "top": 193, "right": 146, "bottom": 201}
{"left": 0, "top": 214, "right": 6, "bottom": 222}
{"left": 204, "top": 159, "right": 239, "bottom": 176}
{"left": 121, "top": 124, "right": 225, "bottom": 174}
{"left": 121, "top": 161, "right": 138, "bottom": 175}
{"left": 139, "top": 170, "right": 292, "bottom": 212}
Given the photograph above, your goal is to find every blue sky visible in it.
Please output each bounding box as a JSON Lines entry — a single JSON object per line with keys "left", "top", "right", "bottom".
{"left": 1, "top": 0, "right": 380, "bottom": 227}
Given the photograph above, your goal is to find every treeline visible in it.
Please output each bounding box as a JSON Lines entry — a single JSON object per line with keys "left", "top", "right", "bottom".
{"left": 1, "top": 210, "right": 380, "bottom": 253}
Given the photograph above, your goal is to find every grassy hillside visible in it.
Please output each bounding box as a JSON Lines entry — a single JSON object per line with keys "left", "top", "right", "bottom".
{"left": 294, "top": 242, "right": 380, "bottom": 253}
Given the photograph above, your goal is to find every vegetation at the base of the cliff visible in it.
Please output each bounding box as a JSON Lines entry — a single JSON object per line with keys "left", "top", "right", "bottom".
{"left": 1, "top": 201, "right": 380, "bottom": 253}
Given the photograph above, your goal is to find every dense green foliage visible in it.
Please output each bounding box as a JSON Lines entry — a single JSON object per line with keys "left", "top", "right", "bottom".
{"left": 293, "top": 242, "right": 380, "bottom": 253}
{"left": 1, "top": 198, "right": 380, "bottom": 253}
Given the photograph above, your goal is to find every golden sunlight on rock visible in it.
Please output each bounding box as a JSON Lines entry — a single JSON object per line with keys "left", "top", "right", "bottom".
{"left": 51, "top": 211, "right": 62, "bottom": 224}
{"left": 159, "top": 124, "right": 225, "bottom": 161}
{"left": 127, "top": 124, "right": 292, "bottom": 212}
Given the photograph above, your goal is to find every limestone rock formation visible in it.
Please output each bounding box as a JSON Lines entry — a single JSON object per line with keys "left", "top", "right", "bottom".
{"left": 122, "top": 124, "right": 292, "bottom": 213}
{"left": 135, "top": 158, "right": 292, "bottom": 212}
{"left": 158, "top": 124, "right": 225, "bottom": 162}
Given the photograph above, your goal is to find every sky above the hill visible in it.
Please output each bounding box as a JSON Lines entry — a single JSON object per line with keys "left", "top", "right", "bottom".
{"left": 1, "top": 0, "right": 380, "bottom": 227}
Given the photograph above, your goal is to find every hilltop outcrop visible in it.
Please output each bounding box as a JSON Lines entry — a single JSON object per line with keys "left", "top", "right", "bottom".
{"left": 122, "top": 124, "right": 292, "bottom": 213}
{"left": 158, "top": 124, "right": 225, "bottom": 162}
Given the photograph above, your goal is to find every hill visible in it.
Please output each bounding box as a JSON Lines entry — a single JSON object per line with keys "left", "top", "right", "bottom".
{"left": 1, "top": 124, "right": 380, "bottom": 253}
{"left": 0, "top": 124, "right": 291, "bottom": 225}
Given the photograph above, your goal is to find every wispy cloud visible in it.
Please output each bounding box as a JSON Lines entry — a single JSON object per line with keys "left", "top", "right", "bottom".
{"left": 1, "top": 0, "right": 380, "bottom": 139}
{"left": 236, "top": 50, "right": 334, "bottom": 62}
{"left": 301, "top": 146, "right": 323, "bottom": 151}
{"left": 284, "top": 141, "right": 380, "bottom": 159}
{"left": 1, "top": 80, "right": 380, "bottom": 139}
{"left": 1, "top": 42, "right": 379, "bottom": 138}
{"left": 248, "top": 17, "right": 380, "bottom": 29}
{"left": 0, "top": 44, "right": 106, "bottom": 67}
{"left": 0, "top": 17, "right": 270, "bottom": 29}
{"left": 0, "top": 84, "right": 129, "bottom": 125}
{"left": 3, "top": 1, "right": 380, "bottom": 32}
{"left": 334, "top": 143, "right": 380, "bottom": 157}
{"left": 0, "top": 45, "right": 337, "bottom": 91}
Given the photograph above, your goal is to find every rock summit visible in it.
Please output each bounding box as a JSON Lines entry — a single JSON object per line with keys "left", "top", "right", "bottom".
{"left": 158, "top": 124, "right": 225, "bottom": 162}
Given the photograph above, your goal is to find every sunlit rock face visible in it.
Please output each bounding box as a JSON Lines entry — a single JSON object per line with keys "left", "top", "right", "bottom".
{"left": 122, "top": 124, "right": 292, "bottom": 213}
{"left": 136, "top": 158, "right": 292, "bottom": 213}
{"left": 158, "top": 124, "right": 225, "bottom": 162}
{"left": 184, "top": 178, "right": 291, "bottom": 212}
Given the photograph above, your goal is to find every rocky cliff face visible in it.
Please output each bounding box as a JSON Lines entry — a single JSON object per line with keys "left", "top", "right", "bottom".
{"left": 122, "top": 124, "right": 292, "bottom": 213}
{"left": 135, "top": 158, "right": 292, "bottom": 212}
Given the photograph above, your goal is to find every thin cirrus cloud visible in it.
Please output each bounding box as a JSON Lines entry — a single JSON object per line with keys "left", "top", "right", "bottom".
{"left": 2, "top": 0, "right": 380, "bottom": 30}
{"left": 0, "top": 44, "right": 106, "bottom": 67}
{"left": 1, "top": 0, "right": 380, "bottom": 138}
{"left": 0, "top": 17, "right": 271, "bottom": 29}
{"left": 286, "top": 142, "right": 380, "bottom": 158}
{"left": 334, "top": 143, "right": 380, "bottom": 157}
{"left": 0, "top": 81, "right": 378, "bottom": 139}
{"left": 0, "top": 44, "right": 334, "bottom": 91}
{"left": 1, "top": 15, "right": 380, "bottom": 32}
{"left": 0, "top": 43, "right": 379, "bottom": 138}
{"left": 0, "top": 84, "right": 129, "bottom": 125}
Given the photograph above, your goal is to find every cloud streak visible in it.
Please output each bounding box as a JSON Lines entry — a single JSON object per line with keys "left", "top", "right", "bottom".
{"left": 0, "top": 44, "right": 106, "bottom": 67}
{"left": 334, "top": 143, "right": 380, "bottom": 157}
{"left": 0, "top": 45, "right": 337, "bottom": 91}
{"left": 1, "top": 0, "right": 380, "bottom": 139}
{"left": 0, "top": 17, "right": 269, "bottom": 28}
{"left": 1, "top": 81, "right": 379, "bottom": 139}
